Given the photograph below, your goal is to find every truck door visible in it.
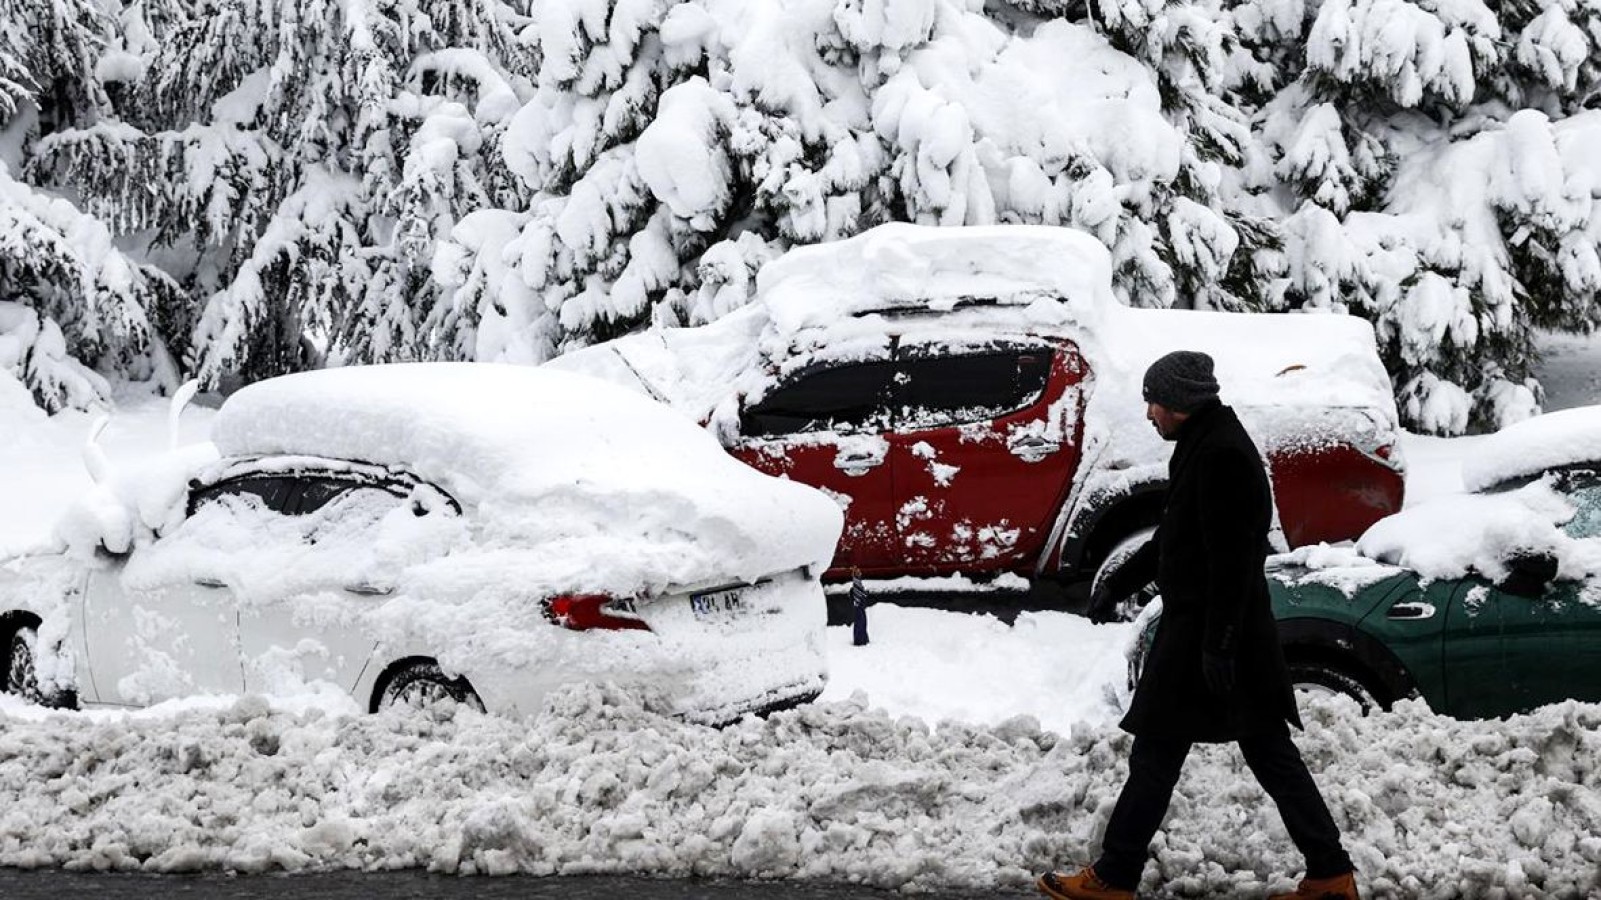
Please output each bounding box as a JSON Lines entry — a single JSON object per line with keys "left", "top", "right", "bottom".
{"left": 887, "top": 342, "right": 1085, "bottom": 574}
{"left": 732, "top": 355, "right": 901, "bottom": 575}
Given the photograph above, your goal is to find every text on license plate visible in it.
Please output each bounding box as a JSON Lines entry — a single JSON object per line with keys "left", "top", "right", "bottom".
{"left": 691, "top": 588, "right": 747, "bottom": 619}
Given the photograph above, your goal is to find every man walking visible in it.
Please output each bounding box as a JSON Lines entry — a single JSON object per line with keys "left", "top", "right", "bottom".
{"left": 1038, "top": 351, "right": 1359, "bottom": 900}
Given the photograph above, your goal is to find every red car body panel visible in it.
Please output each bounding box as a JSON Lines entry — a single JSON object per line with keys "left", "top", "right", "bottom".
{"left": 1270, "top": 442, "right": 1407, "bottom": 549}
{"left": 732, "top": 436, "right": 900, "bottom": 573}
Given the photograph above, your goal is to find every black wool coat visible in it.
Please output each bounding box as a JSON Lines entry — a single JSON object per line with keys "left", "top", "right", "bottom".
{"left": 1105, "top": 401, "right": 1301, "bottom": 743}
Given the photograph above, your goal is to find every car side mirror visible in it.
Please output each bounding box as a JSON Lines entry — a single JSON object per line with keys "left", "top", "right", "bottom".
{"left": 1496, "top": 550, "right": 1559, "bottom": 599}
{"left": 408, "top": 485, "right": 455, "bottom": 518}
{"left": 93, "top": 541, "right": 130, "bottom": 563}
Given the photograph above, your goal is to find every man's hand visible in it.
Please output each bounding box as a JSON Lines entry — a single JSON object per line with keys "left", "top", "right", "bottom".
{"left": 1202, "top": 650, "right": 1236, "bottom": 694}
{"left": 1086, "top": 584, "right": 1123, "bottom": 624}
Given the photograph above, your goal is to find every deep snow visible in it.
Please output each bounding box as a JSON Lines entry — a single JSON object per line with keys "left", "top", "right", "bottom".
{"left": 1, "top": 387, "right": 1599, "bottom": 898}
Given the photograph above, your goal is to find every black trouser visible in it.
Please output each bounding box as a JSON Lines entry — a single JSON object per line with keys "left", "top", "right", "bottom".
{"left": 1093, "top": 731, "right": 1353, "bottom": 890}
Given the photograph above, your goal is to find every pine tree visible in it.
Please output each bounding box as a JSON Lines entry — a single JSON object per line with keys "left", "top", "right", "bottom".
{"left": 0, "top": 0, "right": 184, "bottom": 410}
{"left": 23, "top": 0, "right": 535, "bottom": 389}
{"left": 1232, "top": 0, "right": 1601, "bottom": 432}
{"left": 7, "top": 0, "right": 1600, "bottom": 435}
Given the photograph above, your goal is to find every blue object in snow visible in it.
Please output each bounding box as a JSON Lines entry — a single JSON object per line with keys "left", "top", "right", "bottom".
{"left": 851, "top": 573, "right": 870, "bottom": 646}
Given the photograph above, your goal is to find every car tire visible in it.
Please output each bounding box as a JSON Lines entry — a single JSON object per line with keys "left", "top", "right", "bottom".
{"left": 1091, "top": 526, "right": 1159, "bottom": 621}
{"left": 376, "top": 661, "right": 486, "bottom": 713}
{"left": 3, "top": 625, "right": 45, "bottom": 705}
{"left": 1287, "top": 660, "right": 1385, "bottom": 713}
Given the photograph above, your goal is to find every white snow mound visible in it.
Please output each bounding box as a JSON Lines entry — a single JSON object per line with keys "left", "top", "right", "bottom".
{"left": 0, "top": 689, "right": 1598, "bottom": 899}
{"left": 1461, "top": 404, "right": 1601, "bottom": 493}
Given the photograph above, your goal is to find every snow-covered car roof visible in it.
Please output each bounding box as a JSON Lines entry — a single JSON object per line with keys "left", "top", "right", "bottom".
{"left": 212, "top": 363, "right": 744, "bottom": 504}
{"left": 58, "top": 363, "right": 844, "bottom": 593}
{"left": 753, "top": 222, "right": 1117, "bottom": 334}
{"left": 1460, "top": 405, "right": 1601, "bottom": 493}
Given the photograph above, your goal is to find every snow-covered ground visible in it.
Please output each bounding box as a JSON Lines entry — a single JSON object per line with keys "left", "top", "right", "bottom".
{"left": 1, "top": 388, "right": 1599, "bottom": 898}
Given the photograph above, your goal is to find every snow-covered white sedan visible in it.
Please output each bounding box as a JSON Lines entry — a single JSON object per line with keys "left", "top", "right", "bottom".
{"left": 0, "top": 364, "right": 843, "bottom": 724}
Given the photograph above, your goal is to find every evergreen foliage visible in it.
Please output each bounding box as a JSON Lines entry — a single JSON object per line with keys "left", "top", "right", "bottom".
{"left": 1, "top": 0, "right": 1599, "bottom": 433}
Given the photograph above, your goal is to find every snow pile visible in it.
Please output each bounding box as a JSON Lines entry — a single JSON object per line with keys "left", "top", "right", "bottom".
{"left": 1357, "top": 479, "right": 1601, "bottom": 586}
{"left": 1461, "top": 406, "right": 1601, "bottom": 493}
{"left": 1267, "top": 544, "right": 1406, "bottom": 597}
{"left": 819, "top": 607, "right": 1136, "bottom": 734}
{"left": 1, "top": 688, "right": 1598, "bottom": 898}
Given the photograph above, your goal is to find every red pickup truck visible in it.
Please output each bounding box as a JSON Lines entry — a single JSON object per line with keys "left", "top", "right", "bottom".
{"left": 551, "top": 224, "right": 1406, "bottom": 608}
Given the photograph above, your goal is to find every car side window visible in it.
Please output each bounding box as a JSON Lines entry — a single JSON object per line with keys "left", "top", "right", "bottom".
{"left": 1561, "top": 480, "right": 1601, "bottom": 539}
{"left": 740, "top": 360, "right": 898, "bottom": 437}
{"left": 187, "top": 475, "right": 299, "bottom": 517}
{"left": 892, "top": 349, "right": 1052, "bottom": 430}
{"left": 293, "top": 476, "right": 408, "bottom": 515}
{"left": 291, "top": 478, "right": 411, "bottom": 537}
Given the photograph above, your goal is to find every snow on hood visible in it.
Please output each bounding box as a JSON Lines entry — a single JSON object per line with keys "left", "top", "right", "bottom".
{"left": 1267, "top": 543, "right": 1407, "bottom": 597}
{"left": 1460, "top": 405, "right": 1601, "bottom": 493}
{"left": 1357, "top": 478, "right": 1601, "bottom": 586}
{"left": 59, "top": 364, "right": 843, "bottom": 595}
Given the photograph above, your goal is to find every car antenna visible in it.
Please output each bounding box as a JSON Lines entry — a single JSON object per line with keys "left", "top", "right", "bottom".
{"left": 83, "top": 414, "right": 112, "bottom": 485}
{"left": 167, "top": 379, "right": 200, "bottom": 450}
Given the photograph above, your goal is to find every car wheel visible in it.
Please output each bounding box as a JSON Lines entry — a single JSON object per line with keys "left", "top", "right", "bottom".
{"left": 1091, "top": 526, "right": 1159, "bottom": 621}
{"left": 1287, "top": 660, "right": 1384, "bottom": 713}
{"left": 377, "top": 661, "right": 486, "bottom": 713}
{"left": 4, "top": 626, "right": 45, "bottom": 705}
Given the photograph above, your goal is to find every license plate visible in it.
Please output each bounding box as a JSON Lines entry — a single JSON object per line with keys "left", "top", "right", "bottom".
{"left": 691, "top": 587, "right": 747, "bottom": 620}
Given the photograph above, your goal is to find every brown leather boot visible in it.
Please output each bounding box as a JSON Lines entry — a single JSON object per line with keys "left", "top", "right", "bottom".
{"left": 1267, "top": 871, "right": 1360, "bottom": 900}
{"left": 1037, "top": 866, "right": 1136, "bottom": 900}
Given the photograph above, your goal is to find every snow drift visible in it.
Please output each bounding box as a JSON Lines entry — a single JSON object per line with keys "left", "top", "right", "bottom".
{"left": 0, "top": 689, "right": 1596, "bottom": 900}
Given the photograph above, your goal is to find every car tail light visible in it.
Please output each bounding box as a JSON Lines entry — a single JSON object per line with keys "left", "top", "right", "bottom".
{"left": 1355, "top": 409, "right": 1405, "bottom": 472}
{"left": 1358, "top": 440, "right": 1405, "bottom": 471}
{"left": 542, "top": 594, "right": 650, "bottom": 631}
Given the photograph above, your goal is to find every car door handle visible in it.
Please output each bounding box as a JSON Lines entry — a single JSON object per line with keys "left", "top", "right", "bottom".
{"left": 834, "top": 449, "right": 886, "bottom": 476}
{"left": 344, "top": 583, "right": 395, "bottom": 597}
{"left": 1386, "top": 601, "right": 1436, "bottom": 620}
{"left": 194, "top": 577, "right": 228, "bottom": 589}
{"left": 1008, "top": 435, "right": 1061, "bottom": 460}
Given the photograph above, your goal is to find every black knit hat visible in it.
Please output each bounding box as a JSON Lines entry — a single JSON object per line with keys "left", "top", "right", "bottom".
{"left": 1142, "top": 350, "right": 1219, "bottom": 413}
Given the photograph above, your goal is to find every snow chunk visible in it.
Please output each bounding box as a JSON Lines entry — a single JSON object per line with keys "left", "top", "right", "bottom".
{"left": 1268, "top": 544, "right": 1406, "bottom": 597}
{"left": 634, "top": 77, "right": 734, "bottom": 226}
{"left": 1357, "top": 479, "right": 1601, "bottom": 584}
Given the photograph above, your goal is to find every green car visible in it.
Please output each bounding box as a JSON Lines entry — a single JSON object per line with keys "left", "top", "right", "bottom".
{"left": 1129, "top": 413, "right": 1601, "bottom": 720}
